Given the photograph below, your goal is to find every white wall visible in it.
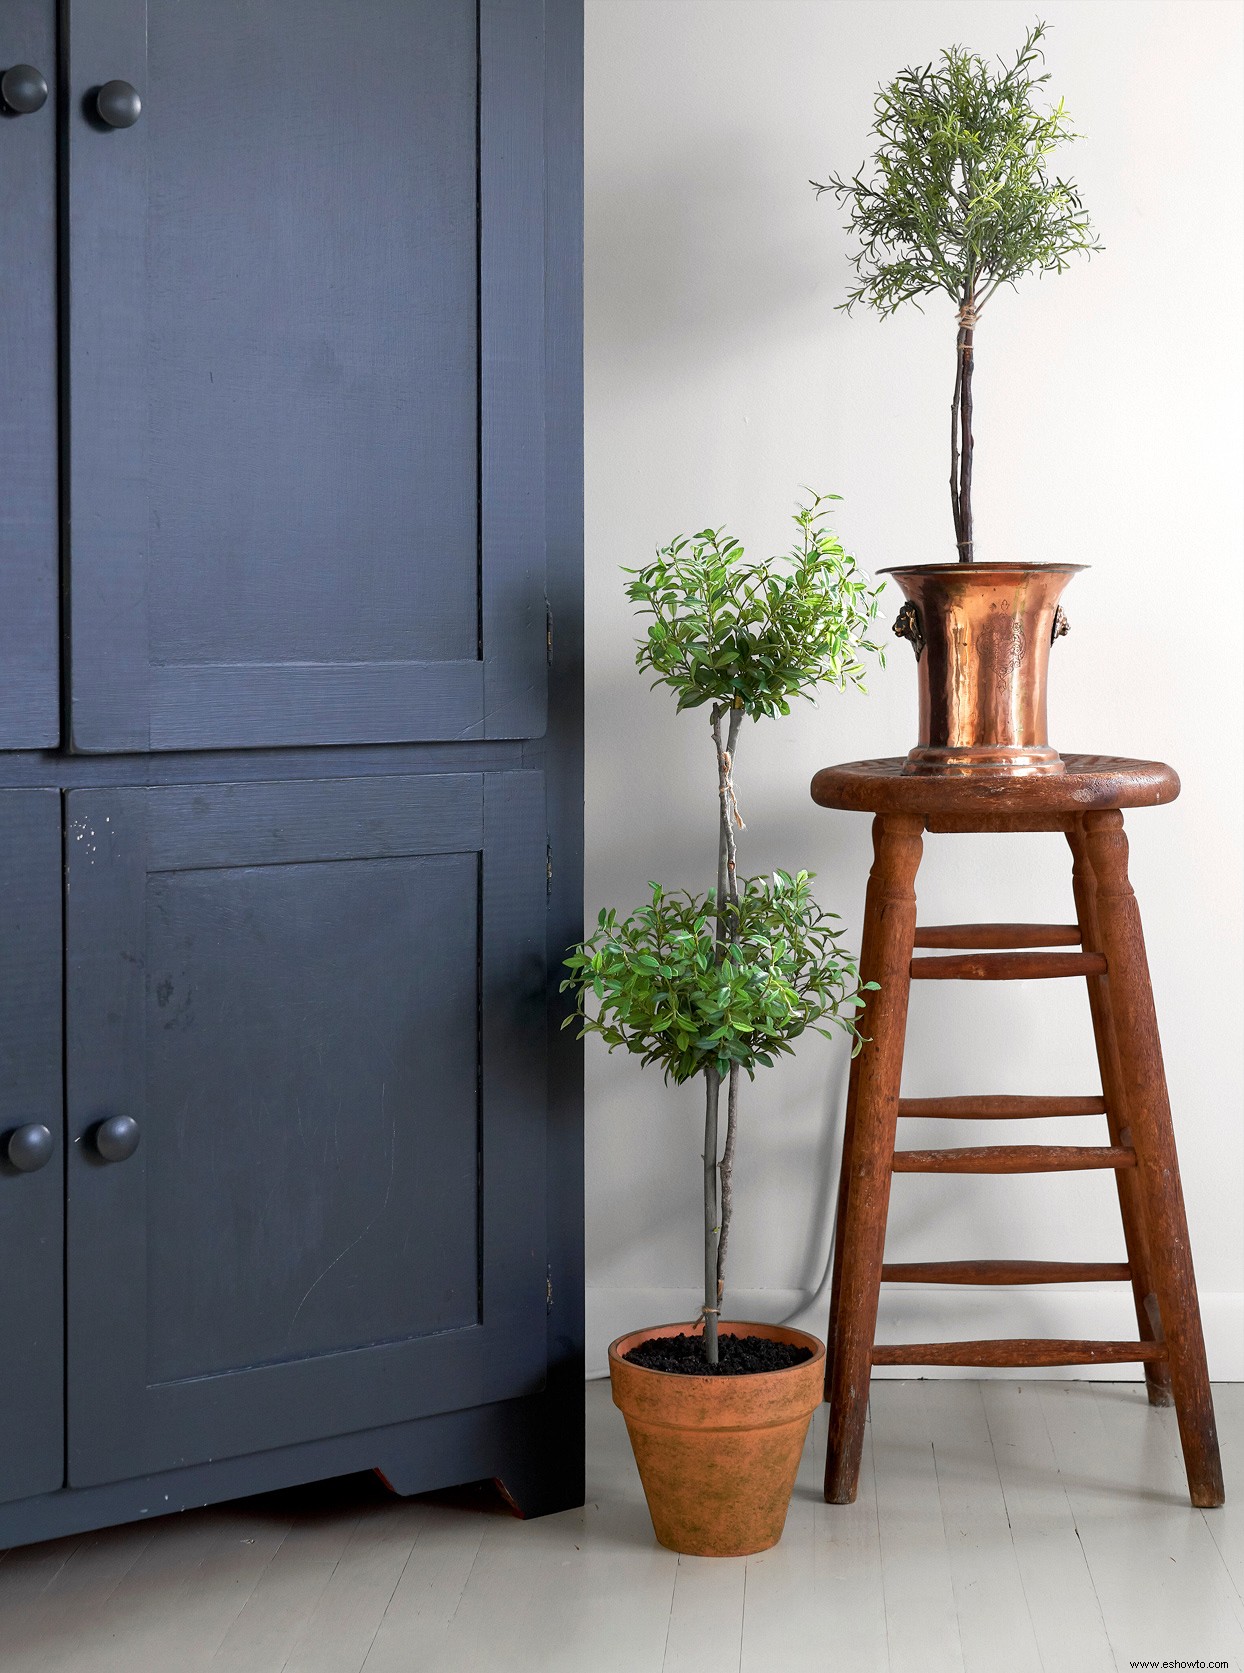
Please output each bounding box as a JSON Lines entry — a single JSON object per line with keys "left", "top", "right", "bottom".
{"left": 584, "top": 0, "right": 1244, "bottom": 1378}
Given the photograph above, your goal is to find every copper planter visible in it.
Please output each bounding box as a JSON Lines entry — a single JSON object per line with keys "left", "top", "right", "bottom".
{"left": 882, "top": 562, "right": 1083, "bottom": 775}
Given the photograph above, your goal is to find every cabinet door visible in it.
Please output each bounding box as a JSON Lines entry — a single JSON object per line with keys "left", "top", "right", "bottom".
{"left": 0, "top": 1, "right": 59, "bottom": 747}
{"left": 66, "top": 774, "right": 547, "bottom": 1486}
{"left": 67, "top": 0, "right": 546, "bottom": 751}
{"left": 0, "top": 792, "right": 63, "bottom": 1504}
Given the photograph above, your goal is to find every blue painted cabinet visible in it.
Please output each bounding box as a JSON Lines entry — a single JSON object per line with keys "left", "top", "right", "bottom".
{"left": 65, "top": 774, "right": 548, "bottom": 1485}
{"left": 66, "top": 0, "right": 547, "bottom": 751}
{"left": 0, "top": 0, "right": 583, "bottom": 1545}
{"left": 0, "top": 793, "right": 63, "bottom": 1503}
{"left": 0, "top": 1, "right": 59, "bottom": 746}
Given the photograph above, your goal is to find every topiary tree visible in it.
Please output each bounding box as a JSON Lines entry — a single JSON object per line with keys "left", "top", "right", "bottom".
{"left": 563, "top": 494, "right": 884, "bottom": 1365}
{"left": 812, "top": 21, "right": 1101, "bottom": 562}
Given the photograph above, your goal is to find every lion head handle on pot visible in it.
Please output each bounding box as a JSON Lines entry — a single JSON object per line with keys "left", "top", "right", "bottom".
{"left": 893, "top": 601, "right": 925, "bottom": 660}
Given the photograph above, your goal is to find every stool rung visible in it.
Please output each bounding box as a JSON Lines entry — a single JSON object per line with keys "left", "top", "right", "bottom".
{"left": 910, "top": 951, "right": 1107, "bottom": 980}
{"left": 871, "top": 1338, "right": 1167, "bottom": 1368}
{"left": 892, "top": 1144, "right": 1135, "bottom": 1174}
{"left": 898, "top": 1094, "right": 1108, "bottom": 1120}
{"left": 881, "top": 1259, "right": 1132, "bottom": 1285}
{"left": 914, "top": 922, "right": 1081, "bottom": 950}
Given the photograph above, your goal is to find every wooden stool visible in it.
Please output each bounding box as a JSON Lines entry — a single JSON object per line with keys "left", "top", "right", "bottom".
{"left": 811, "top": 755, "right": 1224, "bottom": 1509}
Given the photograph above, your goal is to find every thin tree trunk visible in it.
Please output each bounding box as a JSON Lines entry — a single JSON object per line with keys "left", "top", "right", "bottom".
{"left": 702, "top": 1065, "right": 721, "bottom": 1364}
{"left": 951, "top": 289, "right": 977, "bottom": 562}
{"left": 712, "top": 705, "right": 744, "bottom": 937}
{"left": 713, "top": 709, "right": 730, "bottom": 955}
{"left": 716, "top": 1062, "right": 740, "bottom": 1306}
{"left": 704, "top": 703, "right": 744, "bottom": 1361}
{"left": 950, "top": 330, "right": 965, "bottom": 555}
{"left": 959, "top": 317, "right": 975, "bottom": 562}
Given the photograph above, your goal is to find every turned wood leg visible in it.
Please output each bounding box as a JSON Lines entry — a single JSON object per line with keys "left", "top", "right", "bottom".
{"left": 823, "top": 1094, "right": 855, "bottom": 1400}
{"left": 1082, "top": 810, "right": 1224, "bottom": 1507}
{"left": 824, "top": 813, "right": 923, "bottom": 1505}
{"left": 823, "top": 842, "right": 890, "bottom": 1398}
{"left": 1067, "top": 818, "right": 1173, "bottom": 1407}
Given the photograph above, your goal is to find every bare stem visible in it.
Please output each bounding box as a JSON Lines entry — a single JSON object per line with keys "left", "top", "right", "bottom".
{"left": 716, "top": 1061, "right": 740, "bottom": 1305}
{"left": 712, "top": 705, "right": 730, "bottom": 958}
{"left": 702, "top": 1065, "right": 721, "bottom": 1365}
{"left": 711, "top": 705, "right": 744, "bottom": 951}
{"left": 705, "top": 705, "right": 745, "bottom": 1350}
{"left": 950, "top": 330, "right": 965, "bottom": 552}
{"left": 722, "top": 707, "right": 743, "bottom": 912}
{"left": 705, "top": 709, "right": 730, "bottom": 1367}
{"left": 952, "top": 284, "right": 977, "bottom": 562}
{"left": 959, "top": 328, "right": 975, "bottom": 563}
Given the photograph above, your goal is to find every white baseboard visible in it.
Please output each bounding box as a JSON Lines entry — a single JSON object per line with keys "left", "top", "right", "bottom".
{"left": 587, "top": 1286, "right": 1244, "bottom": 1381}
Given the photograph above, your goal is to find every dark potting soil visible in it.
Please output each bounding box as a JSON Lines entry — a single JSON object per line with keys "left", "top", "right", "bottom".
{"left": 623, "top": 1332, "right": 813, "bottom": 1377}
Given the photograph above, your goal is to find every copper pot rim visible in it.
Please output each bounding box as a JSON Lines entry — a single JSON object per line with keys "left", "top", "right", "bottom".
{"left": 608, "top": 1320, "right": 826, "bottom": 1384}
{"left": 879, "top": 561, "right": 1088, "bottom": 578}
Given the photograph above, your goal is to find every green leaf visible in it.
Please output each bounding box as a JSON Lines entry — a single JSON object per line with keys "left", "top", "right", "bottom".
{"left": 625, "top": 496, "right": 887, "bottom": 721}
{"left": 562, "top": 876, "right": 870, "bottom": 1084}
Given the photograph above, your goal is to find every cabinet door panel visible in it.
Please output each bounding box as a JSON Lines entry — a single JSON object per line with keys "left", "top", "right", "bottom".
{"left": 0, "top": 0, "right": 59, "bottom": 747}
{"left": 0, "top": 792, "right": 63, "bottom": 1504}
{"left": 66, "top": 773, "right": 547, "bottom": 1486}
{"left": 67, "top": 0, "right": 546, "bottom": 751}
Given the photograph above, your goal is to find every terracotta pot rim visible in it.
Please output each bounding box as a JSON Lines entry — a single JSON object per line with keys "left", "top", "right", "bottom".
{"left": 608, "top": 1320, "right": 826, "bottom": 1385}
{"left": 879, "top": 561, "right": 1088, "bottom": 578}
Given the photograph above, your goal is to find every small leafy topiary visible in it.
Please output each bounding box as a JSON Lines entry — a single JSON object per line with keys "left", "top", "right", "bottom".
{"left": 564, "top": 494, "right": 883, "bottom": 1365}
{"left": 564, "top": 872, "right": 859, "bottom": 1087}
{"left": 625, "top": 496, "right": 882, "bottom": 718}
{"left": 813, "top": 21, "right": 1101, "bottom": 561}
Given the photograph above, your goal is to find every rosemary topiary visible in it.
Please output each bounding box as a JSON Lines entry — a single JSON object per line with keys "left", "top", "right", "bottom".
{"left": 813, "top": 21, "right": 1101, "bottom": 561}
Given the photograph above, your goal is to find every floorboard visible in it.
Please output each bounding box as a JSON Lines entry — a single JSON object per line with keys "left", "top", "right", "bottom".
{"left": 1039, "top": 1381, "right": 1244, "bottom": 1670}
{"left": 0, "top": 1382, "right": 1240, "bottom": 1673}
{"left": 2, "top": 1521, "right": 162, "bottom": 1672}
{"left": 1203, "top": 1384, "right": 1244, "bottom": 1599}
{"left": 870, "top": 1379, "right": 964, "bottom": 1672}
{"left": 211, "top": 1483, "right": 385, "bottom": 1673}
{"left": 660, "top": 1554, "right": 745, "bottom": 1673}
{"left": 921, "top": 1380, "right": 1043, "bottom": 1673}
{"left": 739, "top": 1402, "right": 888, "bottom": 1672}
{"left": 279, "top": 1501, "right": 432, "bottom": 1673}
{"left": 429, "top": 1388, "right": 676, "bottom": 1673}
{"left": 357, "top": 1507, "right": 485, "bottom": 1673}
{"left": 980, "top": 1380, "right": 1119, "bottom": 1673}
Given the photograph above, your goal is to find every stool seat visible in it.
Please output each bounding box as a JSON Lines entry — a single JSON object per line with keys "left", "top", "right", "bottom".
{"left": 812, "top": 753, "right": 1179, "bottom": 816}
{"left": 814, "top": 755, "right": 1223, "bottom": 1511}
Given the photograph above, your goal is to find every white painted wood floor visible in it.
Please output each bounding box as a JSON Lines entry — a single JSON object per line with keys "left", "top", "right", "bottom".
{"left": 2, "top": 1380, "right": 1242, "bottom": 1672}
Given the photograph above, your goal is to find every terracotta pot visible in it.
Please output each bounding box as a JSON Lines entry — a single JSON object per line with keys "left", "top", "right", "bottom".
{"left": 608, "top": 1321, "right": 825, "bottom": 1557}
{"left": 882, "top": 561, "right": 1084, "bottom": 776}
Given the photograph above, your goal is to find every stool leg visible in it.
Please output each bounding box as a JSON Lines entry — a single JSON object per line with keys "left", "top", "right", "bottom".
{"left": 823, "top": 806, "right": 925, "bottom": 1395}
{"left": 1082, "top": 810, "right": 1224, "bottom": 1507}
{"left": 1067, "top": 818, "right": 1174, "bottom": 1407}
{"left": 823, "top": 831, "right": 890, "bottom": 1397}
{"left": 822, "top": 1092, "right": 855, "bottom": 1399}
{"left": 824, "top": 812, "right": 923, "bottom": 1505}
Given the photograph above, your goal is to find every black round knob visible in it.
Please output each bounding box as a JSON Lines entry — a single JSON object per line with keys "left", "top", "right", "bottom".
{"left": 6, "top": 1124, "right": 55, "bottom": 1173}
{"left": 96, "top": 79, "right": 141, "bottom": 128}
{"left": 95, "top": 1115, "right": 140, "bottom": 1163}
{"left": 1, "top": 64, "right": 48, "bottom": 115}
